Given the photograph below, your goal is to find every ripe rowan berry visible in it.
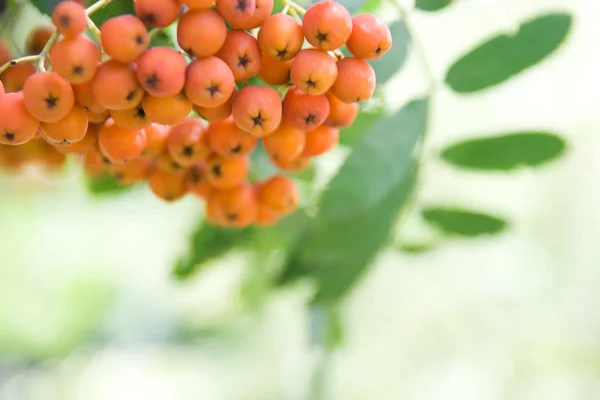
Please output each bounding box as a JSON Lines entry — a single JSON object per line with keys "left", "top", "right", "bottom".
{"left": 254, "top": 201, "right": 282, "bottom": 226}
{"left": 208, "top": 183, "right": 258, "bottom": 228}
{"left": 220, "top": 0, "right": 273, "bottom": 30}
{"left": 0, "top": 81, "right": 4, "bottom": 96}
{"left": 87, "top": 108, "right": 110, "bottom": 123}
{"left": 324, "top": 91, "right": 358, "bottom": 128}
{"left": 216, "top": 30, "right": 262, "bottom": 82}
{"left": 23, "top": 71, "right": 75, "bottom": 123}
{"left": 134, "top": 0, "right": 181, "bottom": 28}
{"left": 73, "top": 78, "right": 106, "bottom": 114}
{"left": 100, "top": 15, "right": 149, "bottom": 64}
{"left": 180, "top": 0, "right": 214, "bottom": 9}
{"left": 0, "top": 92, "right": 40, "bottom": 145}
{"left": 271, "top": 154, "right": 311, "bottom": 171}
{"left": 302, "top": 0, "right": 352, "bottom": 50}
{"left": 263, "top": 122, "right": 306, "bottom": 161}
{"left": 257, "top": 13, "right": 304, "bottom": 61}
{"left": 147, "top": 168, "right": 188, "bottom": 202}
{"left": 57, "top": 123, "right": 98, "bottom": 155}
{"left": 205, "top": 153, "right": 250, "bottom": 189}
{"left": 142, "top": 92, "right": 192, "bottom": 126}
{"left": 290, "top": 49, "right": 338, "bottom": 96}
{"left": 153, "top": 151, "right": 185, "bottom": 174}
{"left": 185, "top": 57, "right": 236, "bottom": 108}
{"left": 177, "top": 9, "right": 227, "bottom": 59}
{"left": 302, "top": 124, "right": 338, "bottom": 156}
{"left": 98, "top": 118, "right": 147, "bottom": 163}
{"left": 0, "top": 39, "right": 10, "bottom": 66}
{"left": 52, "top": 1, "right": 87, "bottom": 38}
{"left": 83, "top": 145, "right": 110, "bottom": 176}
{"left": 167, "top": 118, "right": 210, "bottom": 166}
{"left": 49, "top": 35, "right": 101, "bottom": 84}
{"left": 110, "top": 158, "right": 151, "bottom": 185}
{"left": 92, "top": 60, "right": 143, "bottom": 110}
{"left": 25, "top": 25, "right": 53, "bottom": 55}
{"left": 0, "top": 63, "right": 35, "bottom": 93}
{"left": 346, "top": 14, "right": 392, "bottom": 60}
{"left": 140, "top": 123, "right": 168, "bottom": 159}
{"left": 40, "top": 104, "right": 89, "bottom": 144}
{"left": 37, "top": 142, "right": 67, "bottom": 169}
{"left": 257, "top": 174, "right": 299, "bottom": 215}
{"left": 136, "top": 47, "right": 187, "bottom": 98}
{"left": 331, "top": 57, "right": 376, "bottom": 103}
{"left": 206, "top": 117, "right": 258, "bottom": 158}
{"left": 232, "top": 85, "right": 282, "bottom": 137}
{"left": 193, "top": 92, "right": 235, "bottom": 123}
{"left": 186, "top": 163, "right": 214, "bottom": 199}
{"left": 282, "top": 86, "right": 330, "bottom": 132}
{"left": 215, "top": 0, "right": 256, "bottom": 24}
{"left": 110, "top": 103, "right": 150, "bottom": 130}
{"left": 258, "top": 52, "right": 291, "bottom": 86}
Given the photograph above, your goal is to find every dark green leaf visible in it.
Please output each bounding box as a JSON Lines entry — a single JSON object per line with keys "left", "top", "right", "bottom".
{"left": 89, "top": 0, "right": 135, "bottom": 27}
{"left": 445, "top": 13, "right": 572, "bottom": 93}
{"left": 422, "top": 208, "right": 507, "bottom": 236}
{"left": 320, "top": 99, "right": 428, "bottom": 222}
{"left": 339, "top": 110, "right": 383, "bottom": 147}
{"left": 441, "top": 131, "right": 566, "bottom": 171}
{"left": 29, "top": 0, "right": 60, "bottom": 15}
{"left": 86, "top": 174, "right": 131, "bottom": 195}
{"left": 369, "top": 21, "right": 410, "bottom": 85}
{"left": 416, "top": 0, "right": 452, "bottom": 12}
{"left": 150, "top": 30, "right": 175, "bottom": 48}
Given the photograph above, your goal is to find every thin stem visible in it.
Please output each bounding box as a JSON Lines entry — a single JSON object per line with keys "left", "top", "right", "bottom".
{"left": 37, "top": 30, "right": 59, "bottom": 71}
{"left": 85, "top": 0, "right": 115, "bottom": 15}
{"left": 0, "top": 55, "right": 40, "bottom": 75}
{"left": 148, "top": 28, "right": 161, "bottom": 40}
{"left": 86, "top": 15, "right": 101, "bottom": 38}
{"left": 281, "top": 3, "right": 291, "bottom": 14}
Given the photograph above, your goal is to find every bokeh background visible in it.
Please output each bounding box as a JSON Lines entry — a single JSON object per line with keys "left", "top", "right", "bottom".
{"left": 2, "top": 0, "right": 600, "bottom": 399}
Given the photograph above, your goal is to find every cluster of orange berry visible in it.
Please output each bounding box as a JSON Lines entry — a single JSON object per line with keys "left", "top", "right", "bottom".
{"left": 0, "top": 0, "right": 391, "bottom": 228}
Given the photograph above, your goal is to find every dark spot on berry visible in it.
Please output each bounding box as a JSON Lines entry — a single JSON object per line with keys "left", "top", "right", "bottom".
{"left": 9, "top": 60, "right": 16, "bottom": 66}
{"left": 171, "top": 161, "right": 181, "bottom": 169}
{"left": 3, "top": 132, "right": 15, "bottom": 142}
{"left": 251, "top": 112, "right": 263, "bottom": 127}
{"left": 304, "top": 113, "right": 316, "bottom": 125}
{"left": 237, "top": 54, "right": 250, "bottom": 68}
{"left": 230, "top": 144, "right": 242, "bottom": 154}
{"left": 305, "top": 78, "right": 316, "bottom": 88}
{"left": 182, "top": 145, "right": 194, "bottom": 157}
{"left": 59, "top": 15, "right": 70, "bottom": 27}
{"left": 114, "top": 172, "right": 125, "bottom": 181}
{"left": 135, "top": 35, "right": 145, "bottom": 46}
{"left": 226, "top": 213, "right": 238, "bottom": 221}
{"left": 101, "top": 156, "right": 111, "bottom": 165}
{"left": 145, "top": 73, "right": 159, "bottom": 89}
{"left": 206, "top": 84, "right": 219, "bottom": 98}
{"left": 165, "top": 194, "right": 174, "bottom": 201}
{"left": 126, "top": 90, "right": 137, "bottom": 101}
{"left": 375, "top": 47, "right": 382, "bottom": 55}
{"left": 236, "top": 0, "right": 248, "bottom": 12}
{"left": 276, "top": 47, "right": 288, "bottom": 60}
{"left": 44, "top": 94, "right": 58, "bottom": 109}
{"left": 72, "top": 65, "right": 84, "bottom": 75}
{"left": 316, "top": 32, "right": 328, "bottom": 43}
{"left": 83, "top": 106, "right": 90, "bottom": 111}
{"left": 189, "top": 169, "right": 200, "bottom": 183}
{"left": 141, "top": 13, "right": 157, "bottom": 26}
{"left": 136, "top": 106, "right": 146, "bottom": 119}
{"left": 211, "top": 163, "right": 222, "bottom": 177}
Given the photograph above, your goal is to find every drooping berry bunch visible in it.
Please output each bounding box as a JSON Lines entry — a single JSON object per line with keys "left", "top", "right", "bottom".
{"left": 0, "top": 0, "right": 392, "bottom": 228}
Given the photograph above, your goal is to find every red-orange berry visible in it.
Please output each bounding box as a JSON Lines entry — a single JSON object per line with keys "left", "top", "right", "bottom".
{"left": 263, "top": 122, "right": 306, "bottom": 161}
{"left": 216, "top": 0, "right": 273, "bottom": 30}
{"left": 257, "top": 174, "right": 299, "bottom": 215}
{"left": 73, "top": 78, "right": 106, "bottom": 114}
{"left": 136, "top": 47, "right": 187, "bottom": 98}
{"left": 0, "top": 81, "right": 4, "bottom": 96}
{"left": 258, "top": 52, "right": 292, "bottom": 86}
{"left": 100, "top": 15, "right": 149, "bottom": 63}
{"left": 205, "top": 153, "right": 250, "bottom": 189}
{"left": 134, "top": 0, "right": 181, "bottom": 28}
{"left": 271, "top": 154, "right": 311, "bottom": 171}
{"left": 346, "top": 14, "right": 392, "bottom": 60}
{"left": 87, "top": 108, "right": 110, "bottom": 123}
{"left": 0, "top": 63, "right": 35, "bottom": 93}
{"left": 290, "top": 49, "right": 338, "bottom": 96}
{"left": 25, "top": 26, "right": 54, "bottom": 55}
{"left": 52, "top": 1, "right": 87, "bottom": 38}
{"left": 23, "top": 71, "right": 75, "bottom": 123}
{"left": 324, "top": 91, "right": 358, "bottom": 128}
{"left": 185, "top": 57, "right": 236, "bottom": 108}
{"left": 193, "top": 92, "right": 235, "bottom": 123}
{"left": 257, "top": 13, "right": 304, "bottom": 61}
{"left": 110, "top": 157, "right": 151, "bottom": 185}
{"left": 49, "top": 35, "right": 101, "bottom": 84}
{"left": 140, "top": 123, "right": 169, "bottom": 159}
{"left": 177, "top": 9, "right": 227, "bottom": 59}
{"left": 216, "top": 30, "right": 262, "bottom": 82}
{"left": 98, "top": 118, "right": 147, "bottom": 163}
{"left": 92, "top": 60, "right": 144, "bottom": 110}
{"left": 167, "top": 118, "right": 210, "bottom": 166}
{"left": 0, "top": 39, "right": 11, "bottom": 65}
{"left": 83, "top": 144, "right": 111, "bottom": 176}
{"left": 57, "top": 123, "right": 98, "bottom": 155}
{"left": 302, "top": 0, "right": 352, "bottom": 50}
{"left": 180, "top": 0, "right": 214, "bottom": 9}
{"left": 254, "top": 201, "right": 282, "bottom": 226}
{"left": 331, "top": 57, "right": 376, "bottom": 103}
{"left": 0, "top": 92, "right": 40, "bottom": 145}
{"left": 142, "top": 92, "right": 192, "bottom": 126}
{"left": 186, "top": 163, "right": 214, "bottom": 199}
{"left": 153, "top": 151, "right": 185, "bottom": 174}
{"left": 302, "top": 125, "right": 338, "bottom": 156}
{"left": 232, "top": 85, "right": 282, "bottom": 137}
{"left": 110, "top": 103, "right": 150, "bottom": 130}
{"left": 206, "top": 117, "right": 258, "bottom": 158}
{"left": 208, "top": 183, "right": 258, "bottom": 228}
{"left": 282, "top": 86, "right": 330, "bottom": 132}
{"left": 147, "top": 168, "right": 188, "bottom": 201}
{"left": 40, "top": 104, "right": 88, "bottom": 144}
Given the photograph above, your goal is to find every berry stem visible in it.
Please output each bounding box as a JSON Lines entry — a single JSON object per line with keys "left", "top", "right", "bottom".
{"left": 0, "top": 55, "right": 40, "bottom": 75}
{"left": 37, "top": 30, "right": 59, "bottom": 71}
{"left": 86, "top": 0, "right": 115, "bottom": 15}
{"left": 282, "top": 0, "right": 306, "bottom": 16}
{"left": 86, "top": 15, "right": 101, "bottom": 38}
{"left": 281, "top": 3, "right": 291, "bottom": 14}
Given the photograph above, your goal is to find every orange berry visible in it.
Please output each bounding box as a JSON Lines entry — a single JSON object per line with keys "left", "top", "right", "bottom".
{"left": 142, "top": 92, "right": 192, "bottom": 126}
{"left": 23, "top": 71, "right": 75, "bottom": 123}
{"left": 92, "top": 60, "right": 144, "bottom": 110}
{"left": 184, "top": 57, "right": 235, "bottom": 108}
{"left": 205, "top": 153, "right": 249, "bottom": 189}
{"left": 180, "top": 0, "right": 214, "bottom": 9}
{"left": 110, "top": 103, "right": 150, "bottom": 130}
{"left": 258, "top": 52, "right": 291, "bottom": 86}
{"left": 216, "top": 0, "right": 272, "bottom": 30}
{"left": 98, "top": 118, "right": 147, "bottom": 163}
{"left": 177, "top": 9, "right": 227, "bottom": 59}
{"left": 0, "top": 39, "right": 11, "bottom": 65}
{"left": 100, "top": 14, "right": 149, "bottom": 64}
{"left": 206, "top": 117, "right": 258, "bottom": 158}
{"left": 324, "top": 91, "right": 358, "bottom": 128}
{"left": 40, "top": 104, "right": 88, "bottom": 144}
{"left": 331, "top": 57, "right": 376, "bottom": 103}
{"left": 140, "top": 123, "right": 169, "bottom": 159}
{"left": 186, "top": 163, "right": 214, "bottom": 199}
{"left": 254, "top": 201, "right": 282, "bottom": 226}
{"left": 167, "top": 118, "right": 210, "bottom": 166}
{"left": 257, "top": 174, "right": 299, "bottom": 215}
{"left": 193, "top": 91, "right": 234, "bottom": 123}
{"left": 208, "top": 183, "right": 258, "bottom": 228}
{"left": 271, "top": 154, "right": 311, "bottom": 171}
{"left": 153, "top": 150, "right": 185, "bottom": 174}
{"left": 134, "top": 0, "right": 181, "bottom": 28}
{"left": 0, "top": 63, "right": 35, "bottom": 93}
{"left": 257, "top": 13, "right": 304, "bottom": 61}
{"left": 0, "top": 81, "right": 4, "bottom": 96}
{"left": 25, "top": 25, "right": 54, "bottom": 55}
{"left": 216, "top": 30, "right": 261, "bottom": 82}
{"left": 290, "top": 49, "right": 338, "bottom": 96}
{"left": 231, "top": 85, "right": 282, "bottom": 137}
{"left": 302, "top": 0, "right": 352, "bottom": 50}
{"left": 52, "top": 1, "right": 87, "bottom": 37}
{"left": 346, "top": 14, "right": 392, "bottom": 60}
{"left": 57, "top": 124, "right": 98, "bottom": 155}
{"left": 73, "top": 78, "right": 106, "bottom": 114}
{"left": 0, "top": 92, "right": 40, "bottom": 145}
{"left": 302, "top": 124, "right": 338, "bottom": 156}
{"left": 83, "top": 144, "right": 111, "bottom": 176}
{"left": 49, "top": 35, "right": 101, "bottom": 84}
{"left": 110, "top": 157, "right": 151, "bottom": 185}
{"left": 282, "top": 86, "right": 330, "bottom": 132}
{"left": 136, "top": 47, "right": 187, "bottom": 98}
{"left": 147, "top": 168, "right": 188, "bottom": 202}
{"left": 87, "top": 108, "right": 110, "bottom": 123}
{"left": 263, "top": 122, "right": 306, "bottom": 161}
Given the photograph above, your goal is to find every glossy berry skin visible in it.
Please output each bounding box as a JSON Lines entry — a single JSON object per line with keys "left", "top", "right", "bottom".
{"left": 282, "top": 86, "right": 330, "bottom": 132}
{"left": 205, "top": 117, "right": 258, "bottom": 159}
{"left": 52, "top": 1, "right": 87, "bottom": 38}
{"left": 134, "top": 0, "right": 181, "bottom": 28}
{"left": 257, "top": 13, "right": 304, "bottom": 61}
{"left": 49, "top": 35, "right": 101, "bottom": 84}
{"left": 232, "top": 86, "right": 282, "bottom": 137}
{"left": 257, "top": 174, "right": 299, "bottom": 215}
{"left": 177, "top": 9, "right": 227, "bottom": 59}
{"left": 290, "top": 49, "right": 338, "bottom": 96}
{"left": 331, "top": 57, "right": 376, "bottom": 103}
{"left": 167, "top": 118, "right": 210, "bottom": 167}
{"left": 302, "top": 0, "right": 352, "bottom": 51}
{"left": 40, "top": 104, "right": 89, "bottom": 144}
{"left": 136, "top": 47, "right": 187, "bottom": 98}
{"left": 23, "top": 71, "right": 75, "bottom": 123}
{"left": 346, "top": 13, "right": 392, "bottom": 60}
{"left": 100, "top": 15, "right": 150, "bottom": 64}
{"left": 98, "top": 118, "right": 147, "bottom": 163}
{"left": 185, "top": 57, "right": 236, "bottom": 108}
{"left": 205, "top": 153, "right": 250, "bottom": 189}
{"left": 263, "top": 122, "right": 306, "bottom": 162}
{"left": 206, "top": 183, "right": 258, "bottom": 228}
{"left": 0, "top": 92, "right": 40, "bottom": 146}
{"left": 148, "top": 168, "right": 188, "bottom": 202}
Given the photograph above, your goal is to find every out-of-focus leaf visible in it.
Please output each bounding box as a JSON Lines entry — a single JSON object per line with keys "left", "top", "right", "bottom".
{"left": 86, "top": 174, "right": 131, "bottom": 195}
{"left": 89, "top": 0, "right": 135, "bottom": 27}
{"left": 369, "top": 21, "right": 410, "bottom": 85}
{"left": 29, "top": 0, "right": 60, "bottom": 15}
{"left": 445, "top": 13, "right": 572, "bottom": 93}
{"left": 309, "top": 305, "right": 343, "bottom": 349}
{"left": 422, "top": 207, "right": 507, "bottom": 236}
{"left": 416, "top": 0, "right": 452, "bottom": 12}
{"left": 339, "top": 110, "right": 383, "bottom": 147}
{"left": 320, "top": 99, "right": 428, "bottom": 222}
{"left": 441, "top": 131, "right": 566, "bottom": 171}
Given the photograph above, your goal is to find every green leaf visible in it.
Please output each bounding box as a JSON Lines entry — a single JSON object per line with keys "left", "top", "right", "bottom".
{"left": 339, "top": 110, "right": 383, "bottom": 147}
{"left": 29, "top": 0, "right": 60, "bottom": 15}
{"left": 369, "top": 21, "right": 410, "bottom": 85}
{"left": 86, "top": 174, "right": 131, "bottom": 196}
{"left": 338, "top": 0, "right": 369, "bottom": 16}
{"left": 445, "top": 13, "right": 572, "bottom": 93}
{"left": 422, "top": 208, "right": 507, "bottom": 237}
{"left": 319, "top": 99, "right": 428, "bottom": 222}
{"left": 89, "top": 0, "right": 135, "bottom": 27}
{"left": 173, "top": 222, "right": 254, "bottom": 279}
{"left": 440, "top": 131, "right": 566, "bottom": 171}
{"left": 416, "top": 0, "right": 452, "bottom": 12}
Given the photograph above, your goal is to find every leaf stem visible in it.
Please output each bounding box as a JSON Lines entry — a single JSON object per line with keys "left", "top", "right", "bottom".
{"left": 0, "top": 55, "right": 39, "bottom": 75}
